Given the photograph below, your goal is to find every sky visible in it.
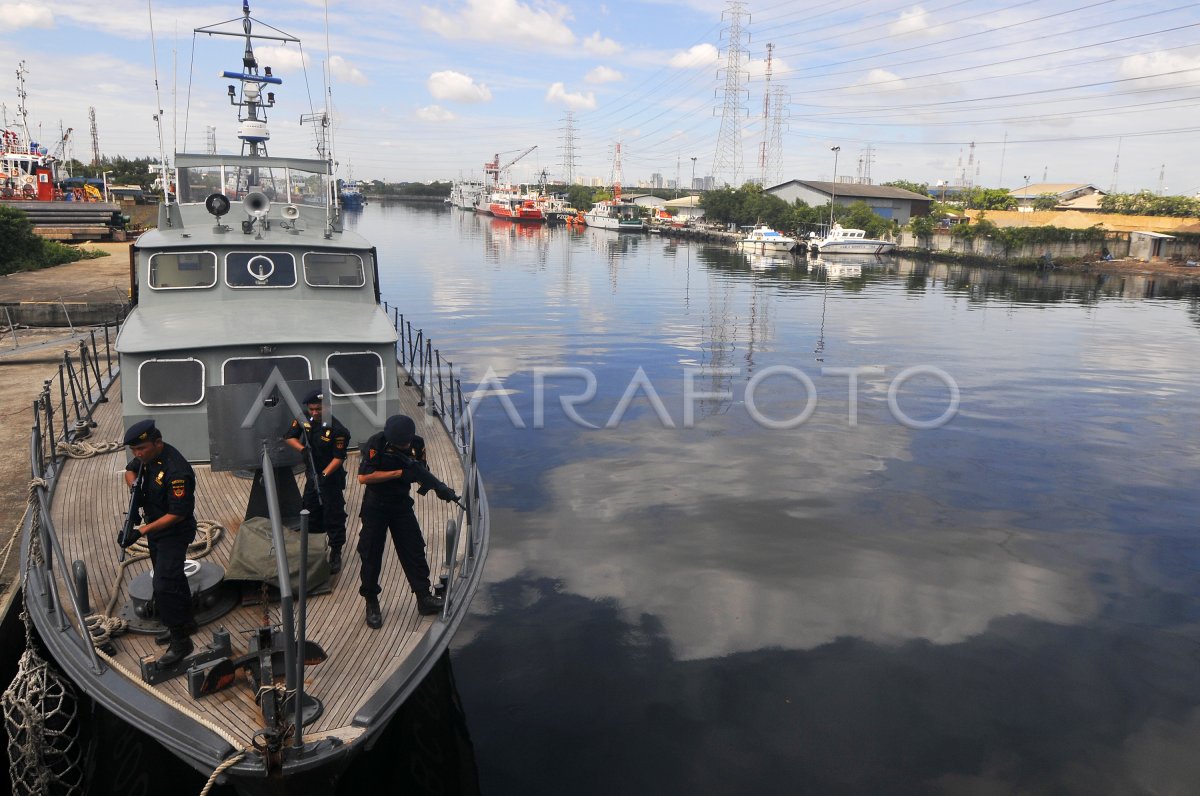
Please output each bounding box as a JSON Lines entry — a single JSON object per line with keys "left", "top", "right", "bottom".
{"left": 2, "top": 0, "right": 1199, "bottom": 194}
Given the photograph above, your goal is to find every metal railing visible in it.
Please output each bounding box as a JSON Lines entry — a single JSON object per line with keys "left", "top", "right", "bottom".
{"left": 382, "top": 303, "right": 488, "bottom": 618}
{"left": 25, "top": 318, "right": 125, "bottom": 672}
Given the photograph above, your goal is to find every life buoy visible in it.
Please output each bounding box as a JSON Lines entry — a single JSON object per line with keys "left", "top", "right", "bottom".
{"left": 22, "top": 174, "right": 36, "bottom": 187}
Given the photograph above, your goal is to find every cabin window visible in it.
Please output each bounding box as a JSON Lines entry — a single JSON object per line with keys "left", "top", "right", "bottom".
{"left": 225, "top": 251, "right": 297, "bottom": 288}
{"left": 148, "top": 251, "right": 218, "bottom": 289}
{"left": 138, "top": 359, "right": 205, "bottom": 406}
{"left": 327, "top": 352, "right": 383, "bottom": 396}
{"left": 222, "top": 356, "right": 311, "bottom": 385}
{"left": 303, "top": 252, "right": 365, "bottom": 287}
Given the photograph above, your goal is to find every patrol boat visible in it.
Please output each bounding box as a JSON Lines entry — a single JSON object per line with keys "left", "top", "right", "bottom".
{"left": 14, "top": 4, "right": 489, "bottom": 793}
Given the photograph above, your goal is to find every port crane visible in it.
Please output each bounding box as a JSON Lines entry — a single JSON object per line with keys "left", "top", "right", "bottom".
{"left": 484, "top": 145, "right": 536, "bottom": 187}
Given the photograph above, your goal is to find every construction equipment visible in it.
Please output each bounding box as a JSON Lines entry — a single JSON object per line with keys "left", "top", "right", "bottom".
{"left": 483, "top": 145, "right": 536, "bottom": 186}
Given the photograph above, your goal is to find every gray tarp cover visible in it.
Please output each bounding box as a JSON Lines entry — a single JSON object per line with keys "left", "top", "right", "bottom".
{"left": 224, "top": 516, "right": 331, "bottom": 590}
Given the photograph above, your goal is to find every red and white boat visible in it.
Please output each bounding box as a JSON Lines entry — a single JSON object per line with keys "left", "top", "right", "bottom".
{"left": 488, "top": 192, "right": 545, "bottom": 222}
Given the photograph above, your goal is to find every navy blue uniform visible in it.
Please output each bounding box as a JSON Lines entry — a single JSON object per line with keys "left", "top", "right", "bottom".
{"left": 125, "top": 443, "right": 197, "bottom": 628}
{"left": 357, "top": 432, "right": 433, "bottom": 598}
{"left": 285, "top": 415, "right": 350, "bottom": 550}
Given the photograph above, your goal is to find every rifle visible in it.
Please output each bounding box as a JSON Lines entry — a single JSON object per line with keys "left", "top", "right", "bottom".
{"left": 299, "top": 419, "right": 324, "bottom": 507}
{"left": 117, "top": 468, "right": 144, "bottom": 560}
{"left": 398, "top": 453, "right": 462, "bottom": 506}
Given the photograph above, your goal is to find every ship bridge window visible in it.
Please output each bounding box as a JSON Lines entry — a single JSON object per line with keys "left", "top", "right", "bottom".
{"left": 327, "top": 352, "right": 383, "bottom": 396}
{"left": 222, "top": 355, "right": 311, "bottom": 386}
{"left": 138, "top": 359, "right": 205, "bottom": 406}
{"left": 148, "top": 251, "right": 218, "bottom": 289}
{"left": 225, "top": 251, "right": 296, "bottom": 288}
{"left": 304, "top": 252, "right": 365, "bottom": 287}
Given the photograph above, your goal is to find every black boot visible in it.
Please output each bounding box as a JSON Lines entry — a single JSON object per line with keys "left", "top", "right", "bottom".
{"left": 156, "top": 637, "right": 194, "bottom": 668}
{"left": 365, "top": 598, "right": 382, "bottom": 629}
{"left": 329, "top": 547, "right": 343, "bottom": 575}
{"left": 416, "top": 591, "right": 445, "bottom": 616}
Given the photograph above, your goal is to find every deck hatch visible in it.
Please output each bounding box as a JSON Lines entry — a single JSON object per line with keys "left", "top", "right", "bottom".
{"left": 326, "top": 351, "right": 383, "bottom": 396}
{"left": 138, "top": 358, "right": 206, "bottom": 406}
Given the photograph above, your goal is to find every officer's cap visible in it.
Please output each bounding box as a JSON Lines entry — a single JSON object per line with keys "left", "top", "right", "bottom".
{"left": 302, "top": 389, "right": 324, "bottom": 405}
{"left": 123, "top": 418, "right": 160, "bottom": 446}
{"left": 384, "top": 414, "right": 416, "bottom": 446}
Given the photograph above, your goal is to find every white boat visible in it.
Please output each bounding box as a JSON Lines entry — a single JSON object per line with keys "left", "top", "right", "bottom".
{"left": 736, "top": 224, "right": 798, "bottom": 254}
{"left": 810, "top": 224, "right": 896, "bottom": 255}
{"left": 448, "top": 179, "right": 484, "bottom": 210}
{"left": 584, "top": 200, "right": 646, "bottom": 231}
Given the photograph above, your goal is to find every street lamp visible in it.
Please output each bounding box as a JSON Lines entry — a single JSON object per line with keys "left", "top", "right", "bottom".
{"left": 829, "top": 146, "right": 841, "bottom": 233}
{"left": 102, "top": 170, "right": 113, "bottom": 203}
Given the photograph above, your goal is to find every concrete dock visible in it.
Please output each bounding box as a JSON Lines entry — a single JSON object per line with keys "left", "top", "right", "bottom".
{"left": 0, "top": 242, "right": 131, "bottom": 624}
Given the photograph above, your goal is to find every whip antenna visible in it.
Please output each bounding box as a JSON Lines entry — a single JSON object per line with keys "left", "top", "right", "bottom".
{"left": 148, "top": 0, "right": 172, "bottom": 211}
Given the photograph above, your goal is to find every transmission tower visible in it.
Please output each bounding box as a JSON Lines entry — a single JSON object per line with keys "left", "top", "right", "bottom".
{"left": 712, "top": 1, "right": 749, "bottom": 188}
{"left": 88, "top": 107, "right": 100, "bottom": 166}
{"left": 766, "top": 85, "right": 787, "bottom": 187}
{"left": 559, "top": 110, "right": 578, "bottom": 185}
{"left": 1157, "top": 163, "right": 1165, "bottom": 195}
{"left": 758, "top": 43, "right": 773, "bottom": 186}
{"left": 205, "top": 125, "right": 217, "bottom": 155}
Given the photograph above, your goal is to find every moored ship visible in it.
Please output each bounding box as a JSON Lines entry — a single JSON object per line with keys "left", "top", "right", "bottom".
{"left": 13, "top": 4, "right": 489, "bottom": 793}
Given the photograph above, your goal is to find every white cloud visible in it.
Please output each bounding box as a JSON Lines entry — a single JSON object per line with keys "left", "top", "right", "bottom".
{"left": 421, "top": 0, "right": 575, "bottom": 48}
{"left": 428, "top": 70, "right": 493, "bottom": 103}
{"left": 329, "top": 55, "right": 368, "bottom": 86}
{"left": 747, "top": 54, "right": 791, "bottom": 80}
{"left": 3, "top": 3, "right": 53, "bottom": 28}
{"left": 848, "top": 68, "right": 907, "bottom": 94}
{"left": 416, "top": 105, "right": 456, "bottom": 122}
{"left": 546, "top": 82, "right": 597, "bottom": 111}
{"left": 890, "top": 5, "right": 934, "bottom": 36}
{"left": 1118, "top": 50, "right": 1200, "bottom": 89}
{"left": 583, "top": 31, "right": 622, "bottom": 56}
{"left": 257, "top": 45, "right": 309, "bottom": 73}
{"left": 585, "top": 66, "right": 623, "bottom": 85}
{"left": 669, "top": 43, "right": 719, "bottom": 69}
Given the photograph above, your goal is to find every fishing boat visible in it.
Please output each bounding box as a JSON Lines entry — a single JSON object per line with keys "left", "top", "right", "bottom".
{"left": 338, "top": 179, "right": 364, "bottom": 210}
{"left": 736, "top": 224, "right": 799, "bottom": 254}
{"left": 808, "top": 223, "right": 896, "bottom": 255}
{"left": 13, "top": 4, "right": 489, "bottom": 793}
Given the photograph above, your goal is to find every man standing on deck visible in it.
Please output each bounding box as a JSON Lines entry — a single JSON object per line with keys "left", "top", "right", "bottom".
{"left": 121, "top": 419, "right": 197, "bottom": 668}
{"left": 284, "top": 389, "right": 350, "bottom": 574}
{"left": 357, "top": 414, "right": 460, "bottom": 629}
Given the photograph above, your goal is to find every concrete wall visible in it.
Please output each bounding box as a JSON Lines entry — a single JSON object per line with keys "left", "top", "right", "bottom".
{"left": 1, "top": 301, "right": 128, "bottom": 327}
{"left": 897, "top": 231, "right": 1130, "bottom": 260}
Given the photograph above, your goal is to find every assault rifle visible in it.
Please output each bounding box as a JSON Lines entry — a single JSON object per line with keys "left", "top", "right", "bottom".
{"left": 298, "top": 419, "right": 324, "bottom": 507}
{"left": 117, "top": 468, "right": 144, "bottom": 560}
{"left": 398, "top": 453, "right": 462, "bottom": 506}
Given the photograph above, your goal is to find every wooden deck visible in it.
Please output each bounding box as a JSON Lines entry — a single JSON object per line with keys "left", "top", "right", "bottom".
{"left": 46, "top": 374, "right": 465, "bottom": 748}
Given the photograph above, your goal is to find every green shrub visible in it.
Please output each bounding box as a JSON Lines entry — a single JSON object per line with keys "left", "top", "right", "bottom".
{"left": 0, "top": 205, "right": 103, "bottom": 274}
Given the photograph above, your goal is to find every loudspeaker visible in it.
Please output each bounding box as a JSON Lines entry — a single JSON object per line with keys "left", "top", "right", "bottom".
{"left": 243, "top": 191, "right": 271, "bottom": 218}
{"left": 281, "top": 204, "right": 300, "bottom": 220}
{"left": 205, "top": 192, "right": 231, "bottom": 218}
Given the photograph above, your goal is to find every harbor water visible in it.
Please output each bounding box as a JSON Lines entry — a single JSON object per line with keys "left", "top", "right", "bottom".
{"left": 356, "top": 203, "right": 1200, "bottom": 794}
{"left": 87, "top": 201, "right": 1200, "bottom": 793}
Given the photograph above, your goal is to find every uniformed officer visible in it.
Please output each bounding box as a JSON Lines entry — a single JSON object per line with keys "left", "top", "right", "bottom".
{"left": 284, "top": 389, "right": 350, "bottom": 573}
{"left": 357, "top": 414, "right": 459, "bottom": 629}
{"left": 121, "top": 419, "right": 197, "bottom": 668}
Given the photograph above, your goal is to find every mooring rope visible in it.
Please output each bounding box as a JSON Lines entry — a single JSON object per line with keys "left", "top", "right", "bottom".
{"left": 55, "top": 437, "right": 123, "bottom": 459}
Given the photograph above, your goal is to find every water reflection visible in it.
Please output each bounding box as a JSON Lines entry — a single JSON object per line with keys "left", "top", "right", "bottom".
{"left": 359, "top": 204, "right": 1200, "bottom": 794}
